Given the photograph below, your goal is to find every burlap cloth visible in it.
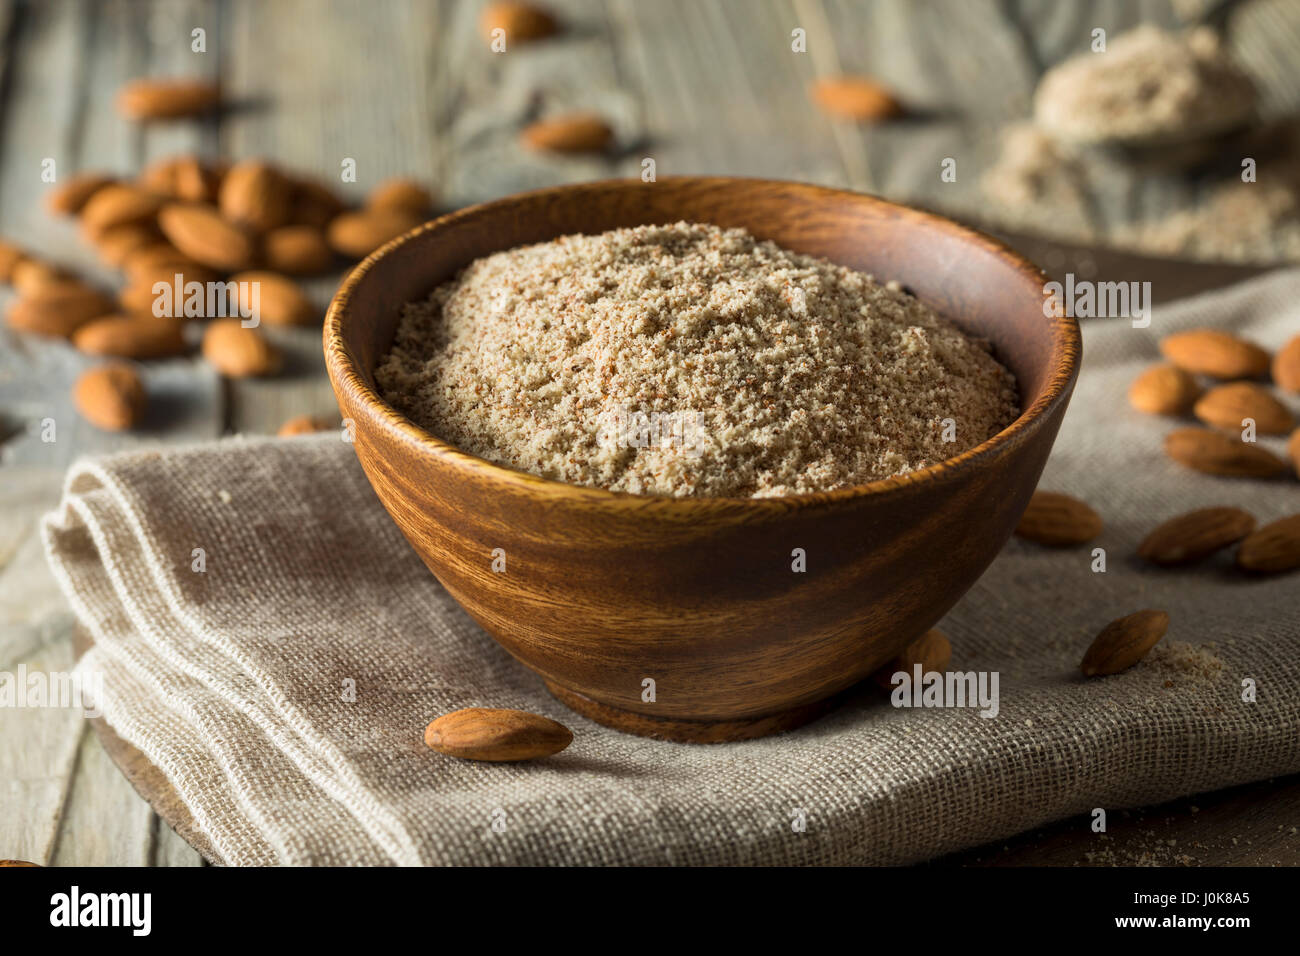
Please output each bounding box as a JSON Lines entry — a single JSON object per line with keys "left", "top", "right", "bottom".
{"left": 43, "top": 271, "right": 1300, "bottom": 866}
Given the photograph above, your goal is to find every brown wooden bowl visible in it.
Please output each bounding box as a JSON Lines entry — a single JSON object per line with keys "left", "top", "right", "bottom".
{"left": 324, "top": 177, "right": 1080, "bottom": 743}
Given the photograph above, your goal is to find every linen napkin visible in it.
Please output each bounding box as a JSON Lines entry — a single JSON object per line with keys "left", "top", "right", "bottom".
{"left": 43, "top": 270, "right": 1300, "bottom": 866}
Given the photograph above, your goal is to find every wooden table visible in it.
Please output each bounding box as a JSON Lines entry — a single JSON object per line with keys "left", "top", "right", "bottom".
{"left": 3, "top": 0, "right": 1298, "bottom": 867}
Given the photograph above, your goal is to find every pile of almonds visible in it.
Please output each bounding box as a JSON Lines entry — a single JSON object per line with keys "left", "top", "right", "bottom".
{"left": 2, "top": 152, "right": 433, "bottom": 431}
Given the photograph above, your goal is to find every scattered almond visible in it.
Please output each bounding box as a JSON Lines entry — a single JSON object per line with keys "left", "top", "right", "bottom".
{"left": 123, "top": 243, "right": 207, "bottom": 280}
{"left": 520, "top": 113, "right": 614, "bottom": 153}
{"left": 326, "top": 208, "right": 421, "bottom": 258}
{"left": 1236, "top": 514, "right": 1300, "bottom": 574}
{"left": 1081, "top": 609, "right": 1169, "bottom": 677}
{"left": 1193, "top": 381, "right": 1294, "bottom": 435}
{"left": 72, "top": 314, "right": 187, "bottom": 359}
{"left": 262, "top": 225, "right": 334, "bottom": 274}
{"left": 201, "top": 319, "right": 280, "bottom": 377}
{"left": 231, "top": 271, "right": 315, "bottom": 327}
{"left": 1288, "top": 428, "right": 1300, "bottom": 476}
{"left": 1014, "top": 490, "right": 1102, "bottom": 545}
{"left": 1159, "top": 328, "right": 1270, "bottom": 380}
{"left": 0, "top": 860, "right": 40, "bottom": 867}
{"left": 1137, "top": 507, "right": 1256, "bottom": 566}
{"left": 1163, "top": 427, "right": 1288, "bottom": 478}
{"left": 90, "top": 222, "right": 161, "bottom": 267}
{"left": 278, "top": 414, "right": 338, "bottom": 437}
{"left": 10, "top": 258, "right": 67, "bottom": 294}
{"left": 873, "top": 628, "right": 951, "bottom": 688}
{"left": 79, "top": 184, "right": 162, "bottom": 235}
{"left": 290, "top": 178, "right": 346, "bottom": 228}
{"left": 480, "top": 2, "right": 558, "bottom": 43}
{"left": 116, "top": 77, "right": 220, "bottom": 121}
{"left": 1127, "top": 364, "right": 1200, "bottom": 416}
{"left": 220, "top": 160, "right": 293, "bottom": 232}
{"left": 158, "top": 203, "right": 255, "bottom": 272}
{"left": 73, "top": 363, "right": 147, "bottom": 431}
{"left": 5, "top": 282, "right": 114, "bottom": 338}
{"left": 812, "top": 75, "right": 902, "bottom": 122}
{"left": 46, "top": 172, "right": 114, "bottom": 216}
{"left": 1273, "top": 335, "right": 1300, "bottom": 394}
{"left": 424, "top": 707, "right": 572, "bottom": 762}
{"left": 0, "top": 240, "right": 24, "bottom": 281}
{"left": 366, "top": 177, "right": 434, "bottom": 219}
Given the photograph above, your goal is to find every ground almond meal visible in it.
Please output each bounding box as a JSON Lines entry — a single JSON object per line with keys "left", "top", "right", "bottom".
{"left": 376, "top": 222, "right": 1019, "bottom": 498}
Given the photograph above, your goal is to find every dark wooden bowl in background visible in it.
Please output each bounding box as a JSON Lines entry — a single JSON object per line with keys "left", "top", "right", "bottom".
{"left": 324, "top": 177, "right": 1081, "bottom": 742}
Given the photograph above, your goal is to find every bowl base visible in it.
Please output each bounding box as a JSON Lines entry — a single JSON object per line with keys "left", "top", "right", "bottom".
{"left": 543, "top": 681, "right": 839, "bottom": 743}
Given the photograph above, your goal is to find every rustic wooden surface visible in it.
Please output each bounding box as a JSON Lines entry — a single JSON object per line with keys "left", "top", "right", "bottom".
{"left": 2, "top": 0, "right": 1299, "bottom": 865}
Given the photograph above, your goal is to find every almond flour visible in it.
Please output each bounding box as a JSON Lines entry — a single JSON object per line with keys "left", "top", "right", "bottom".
{"left": 376, "top": 222, "right": 1019, "bottom": 498}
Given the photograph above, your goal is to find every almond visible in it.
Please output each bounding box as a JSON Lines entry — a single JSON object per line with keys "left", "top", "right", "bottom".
{"left": 278, "top": 414, "right": 338, "bottom": 437}
{"left": 1081, "top": 609, "right": 1169, "bottom": 677}
{"left": 73, "top": 363, "right": 147, "bottom": 431}
{"left": 138, "top": 156, "right": 187, "bottom": 196}
{"left": 873, "top": 628, "right": 951, "bottom": 689}
{"left": 90, "top": 221, "right": 162, "bottom": 267}
{"left": 201, "top": 319, "right": 280, "bottom": 377}
{"left": 72, "top": 314, "right": 187, "bottom": 359}
{"left": 46, "top": 172, "right": 114, "bottom": 215}
{"left": 1288, "top": 428, "right": 1300, "bottom": 477}
{"left": 116, "top": 78, "right": 220, "bottom": 121}
{"left": 158, "top": 203, "right": 255, "bottom": 271}
{"left": 812, "top": 75, "right": 903, "bottom": 122}
{"left": 424, "top": 707, "right": 572, "bottom": 761}
{"left": 1193, "top": 382, "right": 1294, "bottom": 435}
{"left": 480, "top": 2, "right": 558, "bottom": 43}
{"left": 1236, "top": 514, "right": 1300, "bottom": 574}
{"left": 219, "top": 160, "right": 292, "bottom": 232}
{"left": 79, "top": 184, "right": 163, "bottom": 235}
{"left": 520, "top": 113, "right": 613, "bottom": 153}
{"left": 262, "top": 225, "right": 334, "bottom": 275}
{"left": 120, "top": 266, "right": 221, "bottom": 317}
{"left": 1137, "top": 507, "right": 1256, "bottom": 566}
{"left": 0, "top": 860, "right": 40, "bottom": 867}
{"left": 230, "top": 271, "right": 315, "bottom": 326}
{"left": 1159, "top": 328, "right": 1270, "bottom": 380}
{"left": 290, "top": 178, "right": 346, "bottom": 228}
{"left": 10, "top": 258, "right": 67, "bottom": 294}
{"left": 1014, "top": 490, "right": 1102, "bottom": 546}
{"left": 1163, "top": 427, "right": 1288, "bottom": 478}
{"left": 6, "top": 282, "right": 114, "bottom": 338}
{"left": 1127, "top": 364, "right": 1200, "bottom": 416}
{"left": 366, "top": 177, "right": 434, "bottom": 219}
{"left": 326, "top": 208, "right": 421, "bottom": 258}
{"left": 0, "top": 239, "right": 25, "bottom": 281}
{"left": 123, "top": 243, "right": 207, "bottom": 280}
{"left": 1274, "top": 335, "right": 1300, "bottom": 394}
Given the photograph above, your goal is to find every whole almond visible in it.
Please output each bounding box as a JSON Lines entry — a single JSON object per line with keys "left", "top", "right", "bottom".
{"left": 220, "top": 160, "right": 292, "bottom": 232}
{"left": 1159, "top": 328, "right": 1270, "bottom": 379}
{"left": 1163, "top": 427, "right": 1288, "bottom": 478}
{"left": 123, "top": 243, "right": 207, "bottom": 280}
{"left": 263, "top": 225, "right": 334, "bottom": 274}
{"left": 6, "top": 282, "right": 114, "bottom": 338}
{"left": 158, "top": 203, "right": 255, "bottom": 271}
{"left": 480, "top": 2, "right": 558, "bottom": 43}
{"left": 520, "top": 113, "right": 613, "bottom": 153}
{"left": 122, "top": 265, "right": 222, "bottom": 318}
{"left": 73, "top": 314, "right": 187, "bottom": 359}
{"left": 116, "top": 78, "right": 220, "bottom": 120}
{"left": 1273, "top": 335, "right": 1300, "bottom": 394}
{"left": 812, "top": 75, "right": 903, "bottom": 122}
{"left": 1288, "top": 428, "right": 1300, "bottom": 477}
{"left": 79, "top": 184, "right": 162, "bottom": 235}
{"left": 1193, "top": 382, "right": 1294, "bottom": 435}
{"left": 873, "top": 628, "right": 951, "bottom": 689}
{"left": 326, "top": 208, "right": 421, "bottom": 258}
{"left": 290, "top": 178, "right": 346, "bottom": 228}
{"left": 1128, "top": 364, "right": 1200, "bottom": 416}
{"left": 1081, "top": 609, "right": 1169, "bottom": 677}
{"left": 1014, "top": 490, "right": 1102, "bottom": 546}
{"left": 201, "top": 319, "right": 280, "bottom": 377}
{"left": 1236, "top": 514, "right": 1300, "bottom": 574}
{"left": 366, "top": 177, "right": 434, "bottom": 219}
{"left": 91, "top": 221, "right": 162, "bottom": 267}
{"left": 1137, "top": 507, "right": 1256, "bottom": 566}
{"left": 424, "top": 707, "right": 572, "bottom": 761}
{"left": 0, "top": 240, "right": 24, "bottom": 281}
{"left": 278, "top": 414, "right": 338, "bottom": 437}
{"left": 73, "top": 363, "right": 147, "bottom": 431}
{"left": 0, "top": 860, "right": 40, "bottom": 867}
{"left": 138, "top": 155, "right": 187, "bottom": 196}
{"left": 46, "top": 172, "right": 114, "bottom": 215}
{"left": 175, "top": 156, "right": 223, "bottom": 202}
{"left": 231, "top": 271, "right": 315, "bottom": 326}
{"left": 10, "top": 258, "right": 67, "bottom": 294}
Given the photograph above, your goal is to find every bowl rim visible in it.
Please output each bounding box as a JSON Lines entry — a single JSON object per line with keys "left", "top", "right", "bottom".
{"left": 324, "top": 175, "right": 1081, "bottom": 510}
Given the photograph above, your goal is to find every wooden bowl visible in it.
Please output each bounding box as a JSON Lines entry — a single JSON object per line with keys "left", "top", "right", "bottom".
{"left": 324, "top": 178, "right": 1080, "bottom": 742}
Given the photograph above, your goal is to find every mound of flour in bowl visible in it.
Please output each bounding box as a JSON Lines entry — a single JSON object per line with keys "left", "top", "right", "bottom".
{"left": 376, "top": 221, "right": 1019, "bottom": 498}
